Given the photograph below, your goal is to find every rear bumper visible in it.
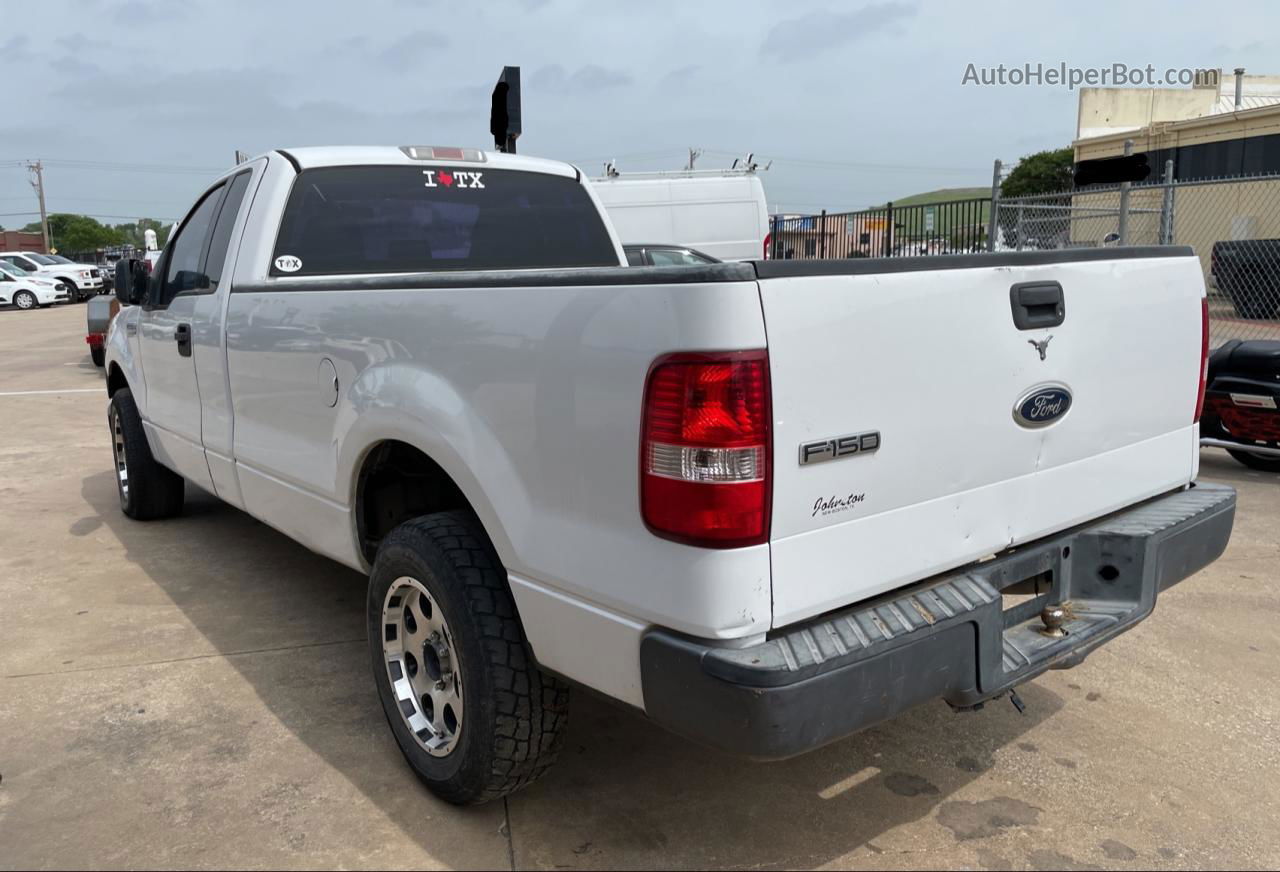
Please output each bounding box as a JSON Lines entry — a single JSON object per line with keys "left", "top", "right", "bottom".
{"left": 639, "top": 482, "right": 1236, "bottom": 759}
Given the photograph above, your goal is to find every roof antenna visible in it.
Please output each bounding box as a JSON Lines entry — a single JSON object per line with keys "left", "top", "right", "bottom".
{"left": 489, "top": 66, "right": 521, "bottom": 154}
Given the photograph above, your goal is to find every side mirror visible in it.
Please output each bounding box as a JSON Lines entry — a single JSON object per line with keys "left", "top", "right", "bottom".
{"left": 114, "top": 259, "right": 149, "bottom": 305}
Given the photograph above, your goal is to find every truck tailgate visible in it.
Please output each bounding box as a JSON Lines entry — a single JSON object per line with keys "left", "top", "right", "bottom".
{"left": 759, "top": 250, "right": 1205, "bottom": 628}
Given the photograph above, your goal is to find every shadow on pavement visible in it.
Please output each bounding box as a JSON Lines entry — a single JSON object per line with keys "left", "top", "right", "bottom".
{"left": 83, "top": 468, "right": 1058, "bottom": 869}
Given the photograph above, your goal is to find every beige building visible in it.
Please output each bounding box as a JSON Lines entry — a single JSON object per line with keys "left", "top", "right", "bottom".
{"left": 1076, "top": 70, "right": 1280, "bottom": 140}
{"left": 1069, "top": 70, "right": 1280, "bottom": 274}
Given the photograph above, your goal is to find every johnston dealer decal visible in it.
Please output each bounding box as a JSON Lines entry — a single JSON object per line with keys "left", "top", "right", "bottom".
{"left": 813, "top": 492, "right": 866, "bottom": 518}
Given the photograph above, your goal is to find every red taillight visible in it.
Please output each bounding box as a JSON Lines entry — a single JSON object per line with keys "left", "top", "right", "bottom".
{"left": 1194, "top": 297, "right": 1209, "bottom": 423}
{"left": 762, "top": 233, "right": 772, "bottom": 260}
{"left": 641, "top": 351, "right": 771, "bottom": 548}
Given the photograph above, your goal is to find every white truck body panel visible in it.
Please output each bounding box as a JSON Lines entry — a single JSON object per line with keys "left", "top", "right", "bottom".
{"left": 588, "top": 173, "right": 768, "bottom": 262}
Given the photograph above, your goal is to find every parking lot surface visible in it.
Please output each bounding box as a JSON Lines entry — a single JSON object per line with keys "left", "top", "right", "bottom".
{"left": 1, "top": 304, "right": 1277, "bottom": 871}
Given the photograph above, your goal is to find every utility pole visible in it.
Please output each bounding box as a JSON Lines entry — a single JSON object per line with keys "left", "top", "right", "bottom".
{"left": 27, "top": 160, "right": 51, "bottom": 253}
{"left": 686, "top": 147, "right": 702, "bottom": 171}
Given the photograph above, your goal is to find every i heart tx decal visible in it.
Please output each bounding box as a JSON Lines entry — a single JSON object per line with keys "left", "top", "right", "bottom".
{"left": 422, "top": 169, "right": 484, "bottom": 189}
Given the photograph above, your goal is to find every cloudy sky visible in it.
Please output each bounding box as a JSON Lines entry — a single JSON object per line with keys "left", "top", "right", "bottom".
{"left": 1, "top": 0, "right": 1275, "bottom": 225}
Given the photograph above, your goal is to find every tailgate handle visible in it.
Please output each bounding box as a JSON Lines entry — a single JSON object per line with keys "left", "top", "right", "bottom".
{"left": 1010, "top": 281, "right": 1065, "bottom": 330}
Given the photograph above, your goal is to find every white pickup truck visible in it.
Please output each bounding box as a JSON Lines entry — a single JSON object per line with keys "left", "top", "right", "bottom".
{"left": 0, "top": 251, "right": 104, "bottom": 301}
{"left": 103, "top": 145, "right": 1235, "bottom": 805}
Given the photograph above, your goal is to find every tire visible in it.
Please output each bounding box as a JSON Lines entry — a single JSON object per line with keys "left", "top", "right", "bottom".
{"left": 13, "top": 290, "right": 37, "bottom": 310}
{"left": 91, "top": 346, "right": 105, "bottom": 367}
{"left": 368, "top": 511, "right": 569, "bottom": 805}
{"left": 62, "top": 279, "right": 83, "bottom": 302}
{"left": 108, "top": 388, "right": 184, "bottom": 519}
{"left": 1228, "top": 448, "right": 1280, "bottom": 472}
{"left": 1230, "top": 293, "right": 1272, "bottom": 320}
{"left": 1226, "top": 273, "right": 1279, "bottom": 320}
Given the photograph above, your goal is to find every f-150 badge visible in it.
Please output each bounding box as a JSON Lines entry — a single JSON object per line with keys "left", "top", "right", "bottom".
{"left": 799, "top": 430, "right": 881, "bottom": 465}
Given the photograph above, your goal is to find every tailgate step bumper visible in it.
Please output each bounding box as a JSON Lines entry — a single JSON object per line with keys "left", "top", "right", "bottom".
{"left": 639, "top": 482, "right": 1235, "bottom": 759}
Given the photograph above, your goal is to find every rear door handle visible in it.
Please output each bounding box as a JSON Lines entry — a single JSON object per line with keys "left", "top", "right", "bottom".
{"left": 175, "top": 322, "right": 192, "bottom": 357}
{"left": 1010, "top": 281, "right": 1065, "bottom": 330}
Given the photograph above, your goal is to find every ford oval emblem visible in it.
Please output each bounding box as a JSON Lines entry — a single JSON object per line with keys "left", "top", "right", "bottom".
{"left": 1013, "top": 384, "right": 1073, "bottom": 428}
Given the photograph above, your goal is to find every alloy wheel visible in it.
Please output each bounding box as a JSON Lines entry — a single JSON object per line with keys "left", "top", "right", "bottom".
{"left": 382, "top": 576, "right": 464, "bottom": 756}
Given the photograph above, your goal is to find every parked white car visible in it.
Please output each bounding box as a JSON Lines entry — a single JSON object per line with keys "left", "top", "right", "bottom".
{"left": 0, "top": 251, "right": 103, "bottom": 301}
{"left": 589, "top": 170, "right": 769, "bottom": 261}
{"left": 0, "top": 260, "right": 71, "bottom": 308}
{"left": 103, "top": 145, "right": 1234, "bottom": 805}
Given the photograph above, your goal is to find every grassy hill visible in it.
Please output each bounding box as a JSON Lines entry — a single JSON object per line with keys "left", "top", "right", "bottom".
{"left": 873, "top": 187, "right": 991, "bottom": 208}
{"left": 870, "top": 187, "right": 992, "bottom": 243}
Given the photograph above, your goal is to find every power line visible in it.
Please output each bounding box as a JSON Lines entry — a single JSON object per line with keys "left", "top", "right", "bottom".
{"left": 700, "top": 148, "right": 980, "bottom": 174}
{"left": 0, "top": 158, "right": 225, "bottom": 175}
{"left": 0, "top": 195, "right": 181, "bottom": 207}
{"left": 0, "top": 210, "right": 177, "bottom": 220}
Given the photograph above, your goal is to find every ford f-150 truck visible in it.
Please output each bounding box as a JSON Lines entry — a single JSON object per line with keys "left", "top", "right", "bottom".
{"left": 102, "top": 145, "right": 1235, "bottom": 805}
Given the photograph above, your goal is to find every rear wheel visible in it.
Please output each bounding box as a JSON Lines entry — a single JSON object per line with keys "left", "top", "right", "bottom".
{"left": 1228, "top": 448, "right": 1280, "bottom": 472}
{"left": 108, "top": 388, "right": 185, "bottom": 519}
{"left": 90, "top": 346, "right": 105, "bottom": 367}
{"left": 13, "top": 290, "right": 37, "bottom": 310}
{"left": 368, "top": 511, "right": 569, "bottom": 805}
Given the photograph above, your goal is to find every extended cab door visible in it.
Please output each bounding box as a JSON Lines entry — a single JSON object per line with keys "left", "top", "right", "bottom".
{"left": 138, "top": 171, "right": 253, "bottom": 491}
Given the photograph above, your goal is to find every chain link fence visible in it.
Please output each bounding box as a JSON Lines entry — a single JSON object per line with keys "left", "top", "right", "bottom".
{"left": 993, "top": 174, "right": 1280, "bottom": 343}
{"left": 771, "top": 174, "right": 1280, "bottom": 344}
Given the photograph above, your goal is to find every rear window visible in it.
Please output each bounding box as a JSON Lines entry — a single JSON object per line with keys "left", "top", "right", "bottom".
{"left": 270, "top": 165, "right": 619, "bottom": 276}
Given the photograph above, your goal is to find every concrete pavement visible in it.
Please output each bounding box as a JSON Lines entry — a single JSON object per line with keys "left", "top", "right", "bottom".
{"left": 1, "top": 303, "right": 1277, "bottom": 870}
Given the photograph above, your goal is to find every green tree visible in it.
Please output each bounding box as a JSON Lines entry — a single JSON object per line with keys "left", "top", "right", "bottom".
{"left": 19, "top": 213, "right": 173, "bottom": 253}
{"left": 1000, "top": 147, "right": 1075, "bottom": 197}
{"left": 111, "top": 218, "right": 171, "bottom": 249}
{"left": 31, "top": 213, "right": 125, "bottom": 253}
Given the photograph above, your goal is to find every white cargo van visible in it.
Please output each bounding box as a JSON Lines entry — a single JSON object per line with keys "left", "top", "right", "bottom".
{"left": 588, "top": 170, "right": 769, "bottom": 261}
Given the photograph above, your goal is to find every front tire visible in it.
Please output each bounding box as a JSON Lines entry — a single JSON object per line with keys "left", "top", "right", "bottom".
{"left": 368, "top": 511, "right": 569, "bottom": 805}
{"left": 108, "top": 388, "right": 185, "bottom": 519}
{"left": 1228, "top": 448, "right": 1280, "bottom": 472}
{"left": 13, "top": 290, "right": 37, "bottom": 310}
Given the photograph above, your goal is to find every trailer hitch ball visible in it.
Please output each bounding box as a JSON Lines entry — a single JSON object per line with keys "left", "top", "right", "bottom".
{"left": 1039, "top": 603, "right": 1070, "bottom": 638}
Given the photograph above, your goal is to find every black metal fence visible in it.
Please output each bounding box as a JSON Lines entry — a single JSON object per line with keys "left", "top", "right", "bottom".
{"left": 59, "top": 244, "right": 140, "bottom": 269}
{"left": 769, "top": 198, "right": 990, "bottom": 261}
